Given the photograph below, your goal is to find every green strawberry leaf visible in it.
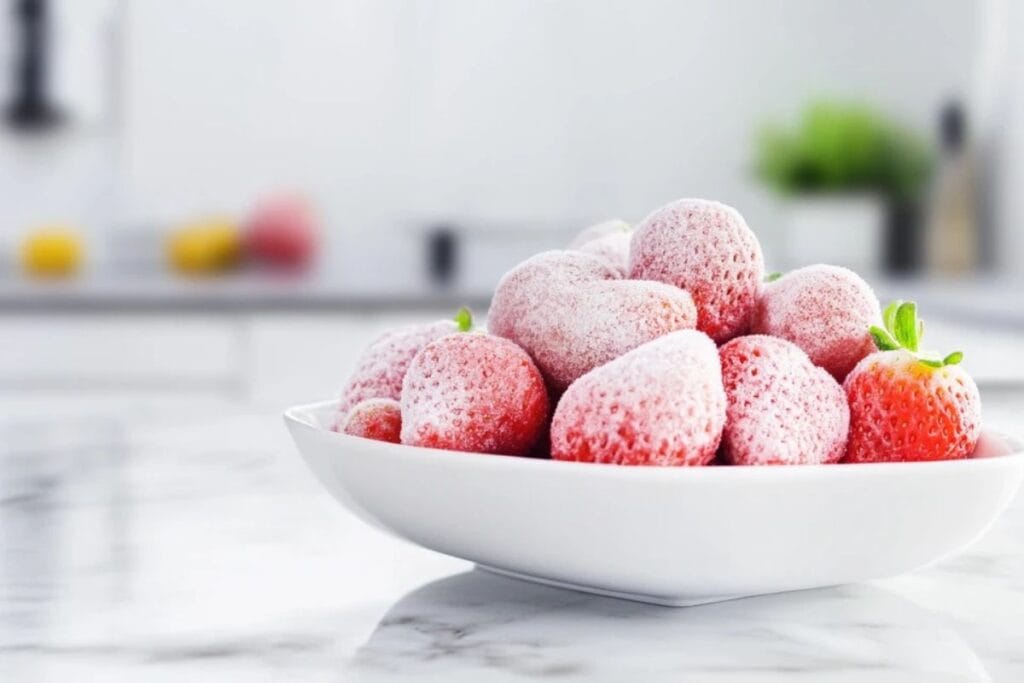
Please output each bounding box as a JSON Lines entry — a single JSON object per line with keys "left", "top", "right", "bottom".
{"left": 893, "top": 301, "right": 919, "bottom": 352}
{"left": 870, "top": 325, "right": 900, "bottom": 351}
{"left": 874, "top": 299, "right": 966, "bottom": 369}
{"left": 943, "top": 351, "right": 964, "bottom": 366}
{"left": 454, "top": 306, "right": 473, "bottom": 332}
{"left": 883, "top": 299, "right": 902, "bottom": 335}
{"left": 764, "top": 271, "right": 783, "bottom": 283}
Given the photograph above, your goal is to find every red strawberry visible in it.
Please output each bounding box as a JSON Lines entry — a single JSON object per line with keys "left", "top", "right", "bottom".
{"left": 550, "top": 330, "right": 726, "bottom": 466}
{"left": 488, "top": 250, "right": 697, "bottom": 392}
{"left": 753, "top": 264, "right": 881, "bottom": 381}
{"left": 338, "top": 309, "right": 471, "bottom": 414}
{"left": 719, "top": 335, "right": 849, "bottom": 465}
{"left": 844, "top": 301, "right": 981, "bottom": 463}
{"left": 338, "top": 398, "right": 401, "bottom": 443}
{"left": 568, "top": 219, "right": 632, "bottom": 275}
{"left": 629, "top": 199, "right": 765, "bottom": 343}
{"left": 401, "top": 333, "right": 549, "bottom": 455}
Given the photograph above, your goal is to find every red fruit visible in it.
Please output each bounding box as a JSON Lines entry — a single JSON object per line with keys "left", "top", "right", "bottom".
{"left": 719, "top": 335, "right": 849, "bottom": 465}
{"left": 568, "top": 219, "right": 632, "bottom": 276}
{"left": 630, "top": 199, "right": 764, "bottom": 343}
{"left": 844, "top": 301, "right": 982, "bottom": 463}
{"left": 339, "top": 318, "right": 460, "bottom": 414}
{"left": 488, "top": 250, "right": 697, "bottom": 392}
{"left": 754, "top": 264, "right": 881, "bottom": 381}
{"left": 245, "top": 195, "right": 318, "bottom": 269}
{"left": 576, "top": 232, "right": 631, "bottom": 276}
{"left": 550, "top": 330, "right": 725, "bottom": 466}
{"left": 338, "top": 398, "right": 401, "bottom": 443}
{"left": 401, "top": 333, "right": 549, "bottom": 455}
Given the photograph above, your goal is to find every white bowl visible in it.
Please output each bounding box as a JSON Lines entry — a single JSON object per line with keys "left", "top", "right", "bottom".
{"left": 285, "top": 399, "right": 1024, "bottom": 606}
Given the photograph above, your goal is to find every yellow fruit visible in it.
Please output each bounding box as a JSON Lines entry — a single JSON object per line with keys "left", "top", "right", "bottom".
{"left": 167, "top": 218, "right": 242, "bottom": 275}
{"left": 22, "top": 227, "right": 84, "bottom": 277}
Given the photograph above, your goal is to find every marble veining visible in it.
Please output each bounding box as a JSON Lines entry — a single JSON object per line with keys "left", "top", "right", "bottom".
{"left": 2, "top": 402, "right": 1024, "bottom": 681}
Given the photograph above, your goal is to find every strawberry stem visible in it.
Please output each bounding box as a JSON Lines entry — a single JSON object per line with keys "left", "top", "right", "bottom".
{"left": 873, "top": 299, "right": 963, "bottom": 367}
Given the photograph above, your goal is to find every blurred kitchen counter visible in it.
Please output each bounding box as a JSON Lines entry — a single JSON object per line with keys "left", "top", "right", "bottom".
{"left": 2, "top": 396, "right": 1024, "bottom": 681}
{"left": 1, "top": 274, "right": 1023, "bottom": 413}
{"left": 0, "top": 273, "right": 490, "bottom": 314}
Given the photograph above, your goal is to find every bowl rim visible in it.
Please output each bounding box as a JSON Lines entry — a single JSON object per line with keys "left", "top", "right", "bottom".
{"left": 285, "top": 398, "right": 1024, "bottom": 479}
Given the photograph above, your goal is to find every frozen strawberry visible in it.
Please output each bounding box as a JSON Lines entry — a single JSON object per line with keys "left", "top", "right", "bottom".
{"left": 338, "top": 309, "right": 474, "bottom": 415}
{"left": 401, "top": 333, "right": 548, "bottom": 455}
{"left": 753, "top": 264, "right": 881, "bottom": 381}
{"left": 844, "top": 301, "right": 982, "bottom": 463}
{"left": 568, "top": 218, "right": 631, "bottom": 249}
{"left": 719, "top": 335, "right": 848, "bottom": 465}
{"left": 488, "top": 250, "right": 697, "bottom": 392}
{"left": 575, "top": 232, "right": 631, "bottom": 276}
{"left": 550, "top": 330, "right": 725, "bottom": 466}
{"left": 337, "top": 398, "right": 402, "bottom": 443}
{"left": 629, "top": 199, "right": 764, "bottom": 343}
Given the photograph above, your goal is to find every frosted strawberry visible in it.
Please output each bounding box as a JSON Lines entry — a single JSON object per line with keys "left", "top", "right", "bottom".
{"left": 753, "top": 264, "right": 881, "bottom": 381}
{"left": 630, "top": 199, "right": 764, "bottom": 343}
{"left": 338, "top": 308, "right": 470, "bottom": 414}
{"left": 337, "top": 398, "right": 402, "bottom": 443}
{"left": 489, "top": 251, "right": 697, "bottom": 392}
{"left": 401, "top": 333, "right": 548, "bottom": 455}
{"left": 844, "top": 301, "right": 981, "bottom": 463}
{"left": 568, "top": 219, "right": 632, "bottom": 276}
{"left": 719, "top": 335, "right": 848, "bottom": 465}
{"left": 551, "top": 330, "right": 725, "bottom": 466}
{"left": 576, "top": 232, "right": 631, "bottom": 276}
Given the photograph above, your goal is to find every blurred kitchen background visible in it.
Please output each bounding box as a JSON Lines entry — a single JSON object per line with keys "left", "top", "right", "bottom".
{"left": 3, "top": 0, "right": 1024, "bottom": 412}
{"left": 6, "top": 1, "right": 1024, "bottom": 673}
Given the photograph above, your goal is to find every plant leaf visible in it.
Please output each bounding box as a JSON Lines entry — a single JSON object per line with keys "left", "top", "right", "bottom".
{"left": 893, "top": 301, "right": 919, "bottom": 351}
{"left": 918, "top": 357, "right": 944, "bottom": 368}
{"left": 883, "top": 300, "right": 902, "bottom": 335}
{"left": 943, "top": 351, "right": 964, "bottom": 366}
{"left": 869, "top": 325, "right": 900, "bottom": 351}
{"left": 454, "top": 306, "right": 473, "bottom": 332}
{"left": 764, "top": 271, "right": 783, "bottom": 283}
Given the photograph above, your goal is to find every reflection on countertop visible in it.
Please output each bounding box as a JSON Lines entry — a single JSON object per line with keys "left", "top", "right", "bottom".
{"left": 2, "top": 392, "right": 1024, "bottom": 681}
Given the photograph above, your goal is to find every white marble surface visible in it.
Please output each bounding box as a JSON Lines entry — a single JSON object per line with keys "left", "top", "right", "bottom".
{"left": 2, "top": 396, "right": 1024, "bottom": 682}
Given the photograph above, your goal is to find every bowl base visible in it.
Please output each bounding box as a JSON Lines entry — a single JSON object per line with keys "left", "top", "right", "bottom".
{"left": 475, "top": 564, "right": 748, "bottom": 607}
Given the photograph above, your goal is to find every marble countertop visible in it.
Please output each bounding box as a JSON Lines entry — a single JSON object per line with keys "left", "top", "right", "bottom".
{"left": 3, "top": 397, "right": 1024, "bottom": 682}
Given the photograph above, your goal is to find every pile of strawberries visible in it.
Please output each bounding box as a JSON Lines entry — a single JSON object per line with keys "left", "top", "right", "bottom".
{"left": 336, "top": 198, "right": 982, "bottom": 466}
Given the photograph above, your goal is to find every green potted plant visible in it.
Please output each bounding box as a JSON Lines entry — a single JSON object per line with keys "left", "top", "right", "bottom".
{"left": 755, "top": 101, "right": 934, "bottom": 272}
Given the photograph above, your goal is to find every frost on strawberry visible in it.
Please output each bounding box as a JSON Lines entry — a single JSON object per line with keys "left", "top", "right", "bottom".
{"left": 629, "top": 199, "right": 764, "bottom": 343}
{"left": 488, "top": 250, "right": 697, "bottom": 392}
{"left": 719, "top": 335, "right": 849, "bottom": 465}
{"left": 753, "top": 264, "right": 881, "bottom": 381}
{"left": 339, "top": 398, "right": 402, "bottom": 444}
{"left": 550, "top": 330, "right": 726, "bottom": 466}
{"left": 400, "top": 333, "right": 549, "bottom": 456}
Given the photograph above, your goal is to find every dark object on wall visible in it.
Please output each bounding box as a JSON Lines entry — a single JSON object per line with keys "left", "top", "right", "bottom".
{"left": 884, "top": 200, "right": 922, "bottom": 273}
{"left": 5, "top": 0, "right": 63, "bottom": 131}
{"left": 426, "top": 225, "right": 458, "bottom": 286}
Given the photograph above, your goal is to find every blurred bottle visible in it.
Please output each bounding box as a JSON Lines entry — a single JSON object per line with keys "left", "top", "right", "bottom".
{"left": 925, "top": 101, "right": 978, "bottom": 274}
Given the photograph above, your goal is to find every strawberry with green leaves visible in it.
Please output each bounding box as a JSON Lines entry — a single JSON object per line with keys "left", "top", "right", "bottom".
{"left": 844, "top": 300, "right": 981, "bottom": 463}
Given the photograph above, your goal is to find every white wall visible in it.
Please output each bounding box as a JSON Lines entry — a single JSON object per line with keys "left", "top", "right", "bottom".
{"left": 118, "top": 0, "right": 979, "bottom": 268}
{"left": 1, "top": 1, "right": 985, "bottom": 275}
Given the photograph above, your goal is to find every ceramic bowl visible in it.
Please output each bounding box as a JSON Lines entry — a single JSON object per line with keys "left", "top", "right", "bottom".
{"left": 285, "top": 399, "right": 1024, "bottom": 606}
